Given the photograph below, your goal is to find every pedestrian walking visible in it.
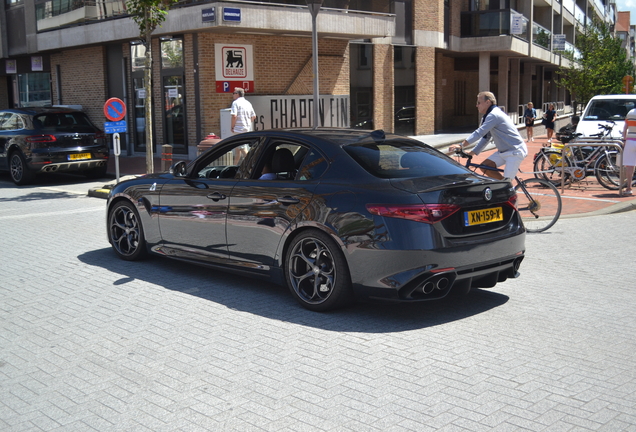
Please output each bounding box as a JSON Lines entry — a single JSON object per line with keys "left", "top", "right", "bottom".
{"left": 230, "top": 87, "right": 256, "bottom": 134}
{"left": 230, "top": 87, "right": 256, "bottom": 164}
{"left": 543, "top": 103, "right": 556, "bottom": 146}
{"left": 621, "top": 108, "right": 636, "bottom": 196}
{"left": 523, "top": 102, "right": 536, "bottom": 142}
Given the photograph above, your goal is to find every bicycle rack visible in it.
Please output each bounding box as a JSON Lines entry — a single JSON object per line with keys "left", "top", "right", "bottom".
{"left": 559, "top": 138, "right": 625, "bottom": 194}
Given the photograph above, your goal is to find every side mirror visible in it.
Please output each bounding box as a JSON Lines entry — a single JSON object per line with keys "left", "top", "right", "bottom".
{"left": 170, "top": 161, "right": 188, "bottom": 177}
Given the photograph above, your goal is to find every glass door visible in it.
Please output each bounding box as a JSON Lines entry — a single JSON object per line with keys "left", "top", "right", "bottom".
{"left": 132, "top": 77, "right": 146, "bottom": 153}
{"left": 163, "top": 75, "right": 186, "bottom": 154}
{"left": 130, "top": 43, "right": 147, "bottom": 153}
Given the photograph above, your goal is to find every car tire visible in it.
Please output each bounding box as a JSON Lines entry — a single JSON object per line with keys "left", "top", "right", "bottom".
{"left": 9, "top": 151, "right": 34, "bottom": 186}
{"left": 285, "top": 229, "right": 353, "bottom": 312}
{"left": 108, "top": 200, "right": 148, "bottom": 261}
{"left": 85, "top": 164, "right": 108, "bottom": 179}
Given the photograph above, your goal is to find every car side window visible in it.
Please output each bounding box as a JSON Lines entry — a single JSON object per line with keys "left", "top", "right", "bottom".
{"left": 196, "top": 141, "right": 255, "bottom": 179}
{"left": 2, "top": 114, "right": 24, "bottom": 131}
{"left": 256, "top": 142, "right": 309, "bottom": 181}
{"left": 0, "top": 113, "right": 9, "bottom": 130}
{"left": 297, "top": 149, "right": 329, "bottom": 181}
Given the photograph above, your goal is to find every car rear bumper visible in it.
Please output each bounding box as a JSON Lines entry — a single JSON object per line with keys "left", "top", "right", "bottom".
{"left": 33, "top": 158, "right": 108, "bottom": 173}
{"left": 347, "top": 232, "right": 526, "bottom": 302}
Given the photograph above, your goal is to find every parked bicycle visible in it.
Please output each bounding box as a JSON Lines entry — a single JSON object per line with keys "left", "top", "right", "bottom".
{"left": 533, "top": 121, "right": 627, "bottom": 189}
{"left": 453, "top": 148, "right": 561, "bottom": 233}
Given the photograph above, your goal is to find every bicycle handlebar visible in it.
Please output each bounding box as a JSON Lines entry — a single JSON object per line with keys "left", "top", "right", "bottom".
{"left": 452, "top": 147, "right": 473, "bottom": 160}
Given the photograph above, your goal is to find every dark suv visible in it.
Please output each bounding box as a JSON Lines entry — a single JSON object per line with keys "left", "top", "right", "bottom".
{"left": 0, "top": 107, "right": 109, "bottom": 185}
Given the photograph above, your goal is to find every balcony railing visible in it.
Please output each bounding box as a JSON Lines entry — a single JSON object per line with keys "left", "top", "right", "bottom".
{"left": 533, "top": 22, "right": 551, "bottom": 50}
{"left": 35, "top": 0, "right": 391, "bottom": 32}
{"left": 461, "top": 9, "right": 513, "bottom": 38}
{"left": 563, "top": 0, "right": 575, "bottom": 15}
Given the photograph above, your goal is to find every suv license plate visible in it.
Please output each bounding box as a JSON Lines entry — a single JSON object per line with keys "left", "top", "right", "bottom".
{"left": 464, "top": 207, "right": 503, "bottom": 226}
{"left": 68, "top": 153, "right": 91, "bottom": 161}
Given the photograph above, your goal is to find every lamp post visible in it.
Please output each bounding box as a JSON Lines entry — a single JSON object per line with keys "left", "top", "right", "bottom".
{"left": 307, "top": 0, "right": 322, "bottom": 129}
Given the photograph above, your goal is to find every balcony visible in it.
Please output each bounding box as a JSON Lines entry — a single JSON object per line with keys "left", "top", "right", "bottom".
{"left": 36, "top": 0, "right": 127, "bottom": 32}
{"left": 36, "top": 0, "right": 394, "bottom": 51}
{"left": 460, "top": 9, "right": 529, "bottom": 41}
{"left": 533, "top": 22, "right": 551, "bottom": 50}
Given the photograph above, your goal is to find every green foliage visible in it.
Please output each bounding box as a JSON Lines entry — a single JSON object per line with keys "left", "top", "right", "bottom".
{"left": 125, "top": 0, "right": 175, "bottom": 38}
{"left": 557, "top": 19, "right": 635, "bottom": 105}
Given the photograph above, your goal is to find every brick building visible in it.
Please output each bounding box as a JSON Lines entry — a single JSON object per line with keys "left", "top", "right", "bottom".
{"left": 0, "top": 0, "right": 620, "bottom": 159}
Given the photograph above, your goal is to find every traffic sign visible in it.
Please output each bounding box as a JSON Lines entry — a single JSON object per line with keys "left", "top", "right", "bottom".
{"left": 104, "top": 120, "right": 127, "bottom": 134}
{"left": 104, "top": 97, "right": 127, "bottom": 121}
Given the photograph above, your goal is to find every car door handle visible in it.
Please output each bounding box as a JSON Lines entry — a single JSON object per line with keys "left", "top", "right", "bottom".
{"left": 207, "top": 192, "right": 227, "bottom": 201}
{"left": 277, "top": 196, "right": 300, "bottom": 205}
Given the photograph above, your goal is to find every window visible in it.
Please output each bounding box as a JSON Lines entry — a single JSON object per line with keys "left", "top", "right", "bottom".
{"left": 130, "top": 44, "right": 146, "bottom": 72}
{"left": 1, "top": 114, "right": 24, "bottom": 131}
{"left": 161, "top": 39, "right": 183, "bottom": 69}
{"left": 255, "top": 143, "right": 310, "bottom": 181}
{"left": 197, "top": 141, "right": 257, "bottom": 179}
{"left": 344, "top": 139, "right": 468, "bottom": 179}
{"left": 17, "top": 73, "right": 51, "bottom": 107}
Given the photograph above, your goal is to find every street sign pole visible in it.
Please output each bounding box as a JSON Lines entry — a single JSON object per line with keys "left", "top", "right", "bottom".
{"left": 113, "top": 133, "right": 121, "bottom": 183}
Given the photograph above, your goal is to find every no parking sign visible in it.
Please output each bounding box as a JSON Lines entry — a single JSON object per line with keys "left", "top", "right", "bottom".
{"left": 104, "top": 98, "right": 127, "bottom": 122}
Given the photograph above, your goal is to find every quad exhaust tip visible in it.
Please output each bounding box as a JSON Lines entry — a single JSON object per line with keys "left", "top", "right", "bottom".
{"left": 421, "top": 276, "right": 450, "bottom": 294}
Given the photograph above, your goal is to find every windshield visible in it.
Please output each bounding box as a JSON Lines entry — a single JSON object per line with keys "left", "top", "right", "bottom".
{"left": 343, "top": 139, "right": 469, "bottom": 179}
{"left": 582, "top": 99, "right": 636, "bottom": 121}
{"left": 34, "top": 112, "right": 98, "bottom": 133}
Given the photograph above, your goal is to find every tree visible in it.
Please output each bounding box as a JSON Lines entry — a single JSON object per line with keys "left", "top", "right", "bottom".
{"left": 557, "top": 18, "right": 635, "bottom": 106}
{"left": 126, "top": 0, "right": 177, "bottom": 173}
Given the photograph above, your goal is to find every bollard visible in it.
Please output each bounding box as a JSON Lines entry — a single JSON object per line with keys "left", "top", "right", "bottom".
{"left": 161, "top": 144, "right": 173, "bottom": 171}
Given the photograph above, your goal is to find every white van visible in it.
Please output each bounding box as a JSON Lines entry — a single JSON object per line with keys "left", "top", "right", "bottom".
{"left": 576, "top": 94, "right": 636, "bottom": 138}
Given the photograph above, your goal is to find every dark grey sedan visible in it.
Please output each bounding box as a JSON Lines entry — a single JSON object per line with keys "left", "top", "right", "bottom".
{"left": 0, "top": 107, "right": 109, "bottom": 185}
{"left": 107, "top": 129, "right": 525, "bottom": 311}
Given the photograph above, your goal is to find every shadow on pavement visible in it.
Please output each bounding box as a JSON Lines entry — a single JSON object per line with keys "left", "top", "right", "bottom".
{"left": 0, "top": 190, "right": 80, "bottom": 202}
{"left": 79, "top": 247, "right": 510, "bottom": 333}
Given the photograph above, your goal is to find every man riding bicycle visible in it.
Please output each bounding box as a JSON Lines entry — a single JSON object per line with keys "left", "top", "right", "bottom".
{"left": 450, "top": 91, "right": 528, "bottom": 180}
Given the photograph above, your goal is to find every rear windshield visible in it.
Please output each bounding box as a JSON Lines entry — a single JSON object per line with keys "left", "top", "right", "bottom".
{"left": 343, "top": 139, "right": 469, "bottom": 179}
{"left": 34, "top": 112, "right": 98, "bottom": 133}
{"left": 582, "top": 99, "right": 636, "bottom": 121}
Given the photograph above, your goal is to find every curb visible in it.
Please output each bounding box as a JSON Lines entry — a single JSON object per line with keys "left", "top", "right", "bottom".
{"left": 560, "top": 199, "right": 636, "bottom": 219}
{"left": 88, "top": 175, "right": 142, "bottom": 199}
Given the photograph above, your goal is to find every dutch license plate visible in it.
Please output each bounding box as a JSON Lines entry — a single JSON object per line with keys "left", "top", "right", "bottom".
{"left": 68, "top": 153, "right": 91, "bottom": 161}
{"left": 464, "top": 207, "right": 503, "bottom": 226}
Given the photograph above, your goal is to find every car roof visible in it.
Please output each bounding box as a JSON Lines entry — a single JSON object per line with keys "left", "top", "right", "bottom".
{"left": 586, "top": 95, "right": 636, "bottom": 101}
{"left": 268, "top": 128, "right": 413, "bottom": 147}
{"left": 0, "top": 107, "right": 83, "bottom": 115}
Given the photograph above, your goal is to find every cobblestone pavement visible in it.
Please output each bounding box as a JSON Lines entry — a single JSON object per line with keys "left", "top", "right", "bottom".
{"left": 1, "top": 176, "right": 636, "bottom": 431}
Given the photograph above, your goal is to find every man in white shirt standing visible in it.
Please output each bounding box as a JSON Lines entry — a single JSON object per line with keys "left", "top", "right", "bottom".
{"left": 230, "top": 87, "right": 256, "bottom": 134}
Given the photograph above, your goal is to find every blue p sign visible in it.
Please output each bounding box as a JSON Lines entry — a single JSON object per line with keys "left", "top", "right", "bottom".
{"left": 223, "top": 82, "right": 230, "bottom": 92}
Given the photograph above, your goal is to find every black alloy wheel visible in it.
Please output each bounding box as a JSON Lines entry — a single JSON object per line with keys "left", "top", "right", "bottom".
{"left": 108, "top": 201, "right": 147, "bottom": 261}
{"left": 285, "top": 230, "right": 353, "bottom": 312}
{"left": 9, "top": 152, "right": 34, "bottom": 185}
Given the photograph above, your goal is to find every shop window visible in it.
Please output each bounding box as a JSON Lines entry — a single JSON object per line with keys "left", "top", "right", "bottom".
{"left": 161, "top": 39, "right": 183, "bottom": 69}
{"left": 17, "top": 73, "right": 51, "bottom": 107}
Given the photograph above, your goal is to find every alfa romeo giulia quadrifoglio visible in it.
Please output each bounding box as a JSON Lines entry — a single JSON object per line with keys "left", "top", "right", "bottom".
{"left": 106, "top": 129, "right": 525, "bottom": 311}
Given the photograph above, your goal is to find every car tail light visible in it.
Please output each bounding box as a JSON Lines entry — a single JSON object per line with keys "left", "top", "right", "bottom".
{"left": 26, "top": 135, "right": 57, "bottom": 148}
{"left": 505, "top": 193, "right": 518, "bottom": 210}
{"left": 367, "top": 203, "right": 461, "bottom": 224}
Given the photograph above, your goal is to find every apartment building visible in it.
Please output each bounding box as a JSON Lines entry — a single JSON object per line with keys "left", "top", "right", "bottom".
{"left": 0, "top": 0, "right": 618, "bottom": 158}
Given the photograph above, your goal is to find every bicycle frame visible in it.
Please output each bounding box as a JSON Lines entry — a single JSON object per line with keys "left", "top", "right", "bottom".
{"left": 559, "top": 139, "right": 625, "bottom": 193}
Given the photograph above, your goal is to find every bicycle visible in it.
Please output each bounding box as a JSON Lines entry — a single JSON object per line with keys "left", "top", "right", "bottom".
{"left": 453, "top": 148, "right": 562, "bottom": 233}
{"left": 533, "top": 121, "right": 627, "bottom": 189}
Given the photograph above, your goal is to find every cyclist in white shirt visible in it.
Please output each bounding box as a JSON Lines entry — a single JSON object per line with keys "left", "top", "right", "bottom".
{"left": 450, "top": 91, "right": 527, "bottom": 180}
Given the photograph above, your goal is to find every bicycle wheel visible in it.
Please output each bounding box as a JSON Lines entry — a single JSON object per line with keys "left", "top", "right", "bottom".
{"left": 594, "top": 151, "right": 636, "bottom": 190}
{"left": 515, "top": 178, "right": 562, "bottom": 233}
{"left": 533, "top": 149, "right": 572, "bottom": 186}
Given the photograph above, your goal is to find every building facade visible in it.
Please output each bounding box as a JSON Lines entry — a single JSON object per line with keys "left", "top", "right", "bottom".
{"left": 0, "top": 0, "right": 619, "bottom": 159}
